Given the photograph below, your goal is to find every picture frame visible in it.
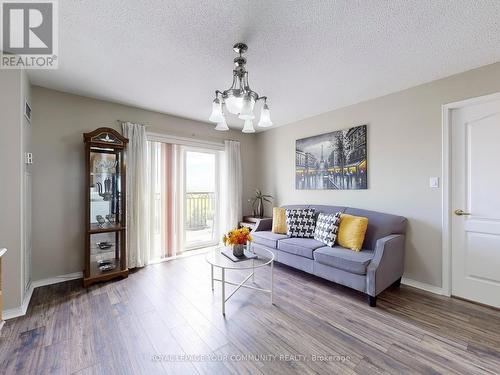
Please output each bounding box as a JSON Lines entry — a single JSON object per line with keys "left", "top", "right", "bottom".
{"left": 295, "top": 125, "right": 367, "bottom": 190}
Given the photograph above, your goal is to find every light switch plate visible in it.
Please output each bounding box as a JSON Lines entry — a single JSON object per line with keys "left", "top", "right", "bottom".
{"left": 429, "top": 177, "right": 439, "bottom": 188}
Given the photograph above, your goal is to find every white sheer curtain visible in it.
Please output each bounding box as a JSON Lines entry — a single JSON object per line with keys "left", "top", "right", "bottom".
{"left": 171, "top": 144, "right": 185, "bottom": 254}
{"left": 223, "top": 140, "right": 242, "bottom": 231}
{"left": 121, "top": 122, "right": 150, "bottom": 268}
{"left": 146, "top": 141, "right": 185, "bottom": 260}
{"left": 147, "top": 141, "right": 165, "bottom": 261}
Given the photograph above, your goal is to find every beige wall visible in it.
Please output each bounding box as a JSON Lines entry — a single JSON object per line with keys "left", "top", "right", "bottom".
{"left": 256, "top": 62, "right": 500, "bottom": 288}
{"left": 0, "top": 69, "right": 30, "bottom": 310}
{"left": 31, "top": 87, "right": 258, "bottom": 281}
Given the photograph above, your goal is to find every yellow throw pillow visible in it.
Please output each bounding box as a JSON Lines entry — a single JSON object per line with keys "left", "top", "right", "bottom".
{"left": 337, "top": 214, "right": 368, "bottom": 251}
{"left": 272, "top": 207, "right": 287, "bottom": 234}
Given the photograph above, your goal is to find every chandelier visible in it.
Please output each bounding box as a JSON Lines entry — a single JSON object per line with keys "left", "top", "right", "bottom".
{"left": 209, "top": 43, "right": 273, "bottom": 133}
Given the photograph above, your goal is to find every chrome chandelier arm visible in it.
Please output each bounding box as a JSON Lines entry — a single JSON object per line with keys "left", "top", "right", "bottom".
{"left": 214, "top": 71, "right": 263, "bottom": 101}
{"left": 210, "top": 42, "right": 271, "bottom": 133}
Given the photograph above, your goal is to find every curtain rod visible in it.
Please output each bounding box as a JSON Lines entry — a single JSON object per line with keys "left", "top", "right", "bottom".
{"left": 118, "top": 120, "right": 241, "bottom": 143}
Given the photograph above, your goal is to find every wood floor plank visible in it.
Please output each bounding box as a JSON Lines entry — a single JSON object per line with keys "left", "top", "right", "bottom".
{"left": 214, "top": 342, "right": 266, "bottom": 375}
{"left": 115, "top": 309, "right": 169, "bottom": 374}
{"left": 135, "top": 309, "right": 199, "bottom": 375}
{"left": 419, "top": 335, "right": 498, "bottom": 374}
{"left": 169, "top": 324, "right": 232, "bottom": 375}
{"left": 11, "top": 326, "right": 45, "bottom": 374}
{"left": 37, "top": 340, "right": 70, "bottom": 375}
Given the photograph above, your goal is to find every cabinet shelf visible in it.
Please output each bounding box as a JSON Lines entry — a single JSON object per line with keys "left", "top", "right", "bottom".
{"left": 84, "top": 260, "right": 128, "bottom": 287}
{"left": 88, "top": 223, "right": 126, "bottom": 234}
{"left": 90, "top": 172, "right": 118, "bottom": 176}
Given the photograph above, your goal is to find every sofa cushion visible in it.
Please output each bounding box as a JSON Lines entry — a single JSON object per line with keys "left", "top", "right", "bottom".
{"left": 252, "top": 231, "right": 287, "bottom": 248}
{"left": 277, "top": 237, "right": 325, "bottom": 259}
{"left": 313, "top": 246, "right": 374, "bottom": 275}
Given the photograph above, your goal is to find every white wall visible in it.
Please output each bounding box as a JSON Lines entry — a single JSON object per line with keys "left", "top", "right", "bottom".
{"left": 256, "top": 62, "right": 500, "bottom": 288}
{"left": 31, "top": 86, "right": 258, "bottom": 281}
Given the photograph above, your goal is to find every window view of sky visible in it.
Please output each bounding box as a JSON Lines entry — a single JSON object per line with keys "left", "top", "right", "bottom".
{"left": 186, "top": 151, "right": 215, "bottom": 192}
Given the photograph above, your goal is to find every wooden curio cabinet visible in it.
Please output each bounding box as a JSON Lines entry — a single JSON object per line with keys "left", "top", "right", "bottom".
{"left": 83, "top": 128, "right": 128, "bottom": 287}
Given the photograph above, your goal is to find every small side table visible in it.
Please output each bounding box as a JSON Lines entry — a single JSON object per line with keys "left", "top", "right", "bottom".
{"left": 0, "top": 248, "right": 6, "bottom": 331}
{"left": 239, "top": 216, "right": 272, "bottom": 231}
{"left": 205, "top": 246, "right": 274, "bottom": 315}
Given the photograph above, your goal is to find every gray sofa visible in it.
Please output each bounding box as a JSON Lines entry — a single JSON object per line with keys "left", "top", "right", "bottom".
{"left": 251, "top": 205, "right": 407, "bottom": 307}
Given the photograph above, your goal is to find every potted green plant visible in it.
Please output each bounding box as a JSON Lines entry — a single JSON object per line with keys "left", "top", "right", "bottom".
{"left": 248, "top": 189, "right": 273, "bottom": 218}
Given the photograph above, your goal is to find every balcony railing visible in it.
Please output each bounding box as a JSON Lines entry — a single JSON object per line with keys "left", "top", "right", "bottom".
{"left": 185, "top": 192, "right": 215, "bottom": 231}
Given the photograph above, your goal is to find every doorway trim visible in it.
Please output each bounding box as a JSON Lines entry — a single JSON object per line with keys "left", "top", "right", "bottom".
{"left": 441, "top": 91, "right": 500, "bottom": 297}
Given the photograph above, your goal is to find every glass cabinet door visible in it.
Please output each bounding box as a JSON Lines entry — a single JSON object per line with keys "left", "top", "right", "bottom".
{"left": 89, "top": 232, "right": 122, "bottom": 275}
{"left": 88, "top": 147, "right": 123, "bottom": 276}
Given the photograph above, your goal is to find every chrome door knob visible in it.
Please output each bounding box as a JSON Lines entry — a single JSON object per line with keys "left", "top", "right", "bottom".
{"left": 454, "top": 209, "right": 471, "bottom": 216}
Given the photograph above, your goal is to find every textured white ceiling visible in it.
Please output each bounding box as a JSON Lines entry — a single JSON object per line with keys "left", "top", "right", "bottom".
{"left": 28, "top": 0, "right": 500, "bottom": 130}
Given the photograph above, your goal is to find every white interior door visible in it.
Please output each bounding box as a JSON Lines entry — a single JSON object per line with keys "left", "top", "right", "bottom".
{"left": 451, "top": 97, "right": 500, "bottom": 308}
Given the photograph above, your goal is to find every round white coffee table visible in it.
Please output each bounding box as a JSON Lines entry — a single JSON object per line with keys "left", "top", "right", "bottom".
{"left": 205, "top": 246, "right": 274, "bottom": 315}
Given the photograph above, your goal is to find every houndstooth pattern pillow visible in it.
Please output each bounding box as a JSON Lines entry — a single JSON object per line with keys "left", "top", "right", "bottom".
{"left": 314, "top": 212, "right": 342, "bottom": 247}
{"left": 285, "top": 208, "right": 316, "bottom": 238}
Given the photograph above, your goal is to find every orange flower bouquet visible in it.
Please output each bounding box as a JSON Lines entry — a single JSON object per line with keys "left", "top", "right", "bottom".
{"left": 223, "top": 227, "right": 252, "bottom": 257}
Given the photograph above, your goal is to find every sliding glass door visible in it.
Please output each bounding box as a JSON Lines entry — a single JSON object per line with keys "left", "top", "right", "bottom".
{"left": 183, "top": 148, "right": 219, "bottom": 250}
{"left": 146, "top": 140, "right": 221, "bottom": 257}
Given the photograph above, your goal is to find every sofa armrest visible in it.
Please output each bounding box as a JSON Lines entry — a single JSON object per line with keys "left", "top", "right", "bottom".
{"left": 366, "top": 234, "right": 405, "bottom": 297}
{"left": 253, "top": 218, "right": 273, "bottom": 232}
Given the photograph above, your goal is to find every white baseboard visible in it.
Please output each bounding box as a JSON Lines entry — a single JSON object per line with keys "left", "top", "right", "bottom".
{"left": 31, "top": 271, "right": 83, "bottom": 289}
{"left": 3, "top": 282, "right": 35, "bottom": 320}
{"left": 3, "top": 271, "right": 83, "bottom": 320}
{"left": 401, "top": 277, "right": 447, "bottom": 296}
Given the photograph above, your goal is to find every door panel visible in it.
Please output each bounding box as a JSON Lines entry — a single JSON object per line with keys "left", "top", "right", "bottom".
{"left": 451, "top": 98, "right": 500, "bottom": 308}
{"left": 466, "top": 232, "right": 500, "bottom": 284}
{"left": 468, "top": 113, "right": 500, "bottom": 219}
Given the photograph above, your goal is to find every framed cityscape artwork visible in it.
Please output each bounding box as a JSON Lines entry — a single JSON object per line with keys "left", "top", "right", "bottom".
{"left": 295, "top": 125, "right": 367, "bottom": 190}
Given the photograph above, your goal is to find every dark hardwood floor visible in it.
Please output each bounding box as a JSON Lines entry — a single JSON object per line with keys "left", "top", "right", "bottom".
{"left": 1, "top": 253, "right": 500, "bottom": 374}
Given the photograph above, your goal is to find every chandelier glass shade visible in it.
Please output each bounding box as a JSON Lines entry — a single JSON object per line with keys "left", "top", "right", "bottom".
{"left": 215, "top": 111, "right": 229, "bottom": 131}
{"left": 215, "top": 118, "right": 229, "bottom": 131}
{"left": 257, "top": 103, "right": 273, "bottom": 127}
{"left": 209, "top": 43, "right": 272, "bottom": 132}
{"left": 242, "top": 119, "right": 255, "bottom": 133}
{"left": 224, "top": 92, "right": 243, "bottom": 114}
{"left": 209, "top": 98, "right": 224, "bottom": 123}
